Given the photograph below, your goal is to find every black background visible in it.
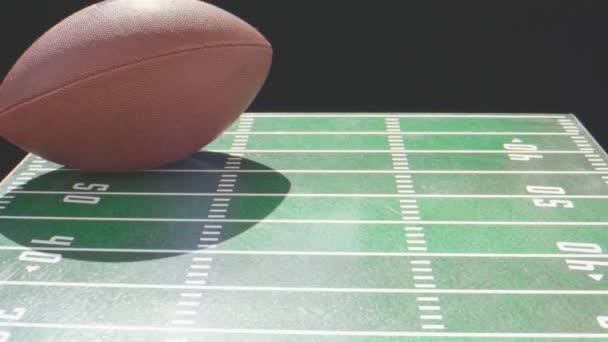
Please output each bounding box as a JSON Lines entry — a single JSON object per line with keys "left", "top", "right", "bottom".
{"left": 0, "top": 0, "right": 606, "bottom": 177}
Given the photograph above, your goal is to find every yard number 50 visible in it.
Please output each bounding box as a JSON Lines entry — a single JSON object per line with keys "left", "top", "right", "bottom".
{"left": 526, "top": 185, "right": 574, "bottom": 209}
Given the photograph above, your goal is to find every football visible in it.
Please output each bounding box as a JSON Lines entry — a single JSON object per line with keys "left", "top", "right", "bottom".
{"left": 0, "top": 0, "right": 272, "bottom": 171}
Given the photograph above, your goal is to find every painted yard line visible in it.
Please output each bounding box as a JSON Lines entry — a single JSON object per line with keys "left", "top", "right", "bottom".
{"left": 242, "top": 113, "right": 567, "bottom": 118}
{"left": 207, "top": 149, "right": 587, "bottom": 154}
{"left": 223, "top": 131, "right": 572, "bottom": 136}
{"left": 44, "top": 169, "right": 608, "bottom": 174}
{"left": 0, "top": 280, "right": 608, "bottom": 297}
{"left": 0, "top": 246, "right": 590, "bottom": 260}
{"left": 3, "top": 322, "right": 608, "bottom": 338}
{"left": 572, "top": 115, "right": 608, "bottom": 157}
{"left": 0, "top": 154, "right": 33, "bottom": 188}
{"left": 10, "top": 191, "right": 608, "bottom": 199}
{"left": 1, "top": 216, "right": 608, "bottom": 226}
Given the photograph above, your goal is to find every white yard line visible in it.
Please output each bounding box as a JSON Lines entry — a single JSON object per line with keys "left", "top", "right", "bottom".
{"left": 37, "top": 169, "right": 608, "bottom": 174}
{"left": 0, "top": 154, "right": 32, "bottom": 188}
{"left": 1, "top": 281, "right": 608, "bottom": 295}
{"left": 10, "top": 191, "right": 608, "bottom": 198}
{"left": 242, "top": 113, "right": 567, "bottom": 118}
{"left": 1, "top": 216, "right": 607, "bottom": 225}
{"left": 1, "top": 246, "right": 606, "bottom": 258}
{"left": 3, "top": 322, "right": 608, "bottom": 338}
{"left": 223, "top": 131, "right": 571, "bottom": 136}
{"left": 206, "top": 149, "right": 586, "bottom": 154}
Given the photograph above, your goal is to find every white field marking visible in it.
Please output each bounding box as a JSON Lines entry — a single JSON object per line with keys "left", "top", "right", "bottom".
{"left": 422, "top": 325, "right": 445, "bottom": 330}
{"left": 213, "top": 198, "right": 230, "bottom": 202}
{"left": 419, "top": 306, "right": 441, "bottom": 311}
{"left": 589, "top": 159, "right": 605, "bottom": 162}
{"left": 209, "top": 209, "right": 227, "bottom": 213}
{"left": 211, "top": 203, "right": 229, "bottom": 207}
{"left": 207, "top": 215, "right": 225, "bottom": 219}
{"left": 4, "top": 216, "right": 608, "bottom": 226}
{"left": 401, "top": 205, "right": 418, "bottom": 209}
{"left": 5, "top": 281, "right": 608, "bottom": 295}
{"left": 223, "top": 131, "right": 573, "bottom": 136}
{"left": 8, "top": 322, "right": 608, "bottom": 338}
{"left": 414, "top": 276, "right": 434, "bottom": 280}
{"left": 200, "top": 238, "right": 219, "bottom": 242}
{"left": 602, "top": 176, "right": 608, "bottom": 179}
{"left": 415, "top": 284, "right": 436, "bottom": 289}
{"left": 177, "top": 302, "right": 200, "bottom": 306}
{"left": 417, "top": 297, "right": 439, "bottom": 301}
{"left": 0, "top": 201, "right": 9, "bottom": 204}
{"left": 0, "top": 154, "right": 36, "bottom": 184}
{"left": 170, "top": 320, "right": 193, "bottom": 325}
{"left": 403, "top": 217, "right": 421, "bottom": 221}
{"left": 420, "top": 315, "right": 443, "bottom": 320}
{"left": 572, "top": 114, "right": 608, "bottom": 159}
{"left": 407, "top": 240, "right": 426, "bottom": 244}
{"left": 404, "top": 226, "right": 423, "bottom": 230}
{"left": 220, "top": 174, "right": 237, "bottom": 178}
{"left": 55, "top": 169, "right": 608, "bottom": 174}
{"left": 243, "top": 113, "right": 567, "bottom": 118}
{"left": 413, "top": 268, "right": 432, "bottom": 272}
{"left": 586, "top": 154, "right": 600, "bottom": 157}
{"left": 202, "top": 231, "right": 221, "bottom": 235}
{"left": 31, "top": 160, "right": 46, "bottom": 164}
{"left": 186, "top": 272, "right": 208, "bottom": 277}
{"left": 198, "top": 244, "right": 217, "bottom": 248}
{"left": 190, "top": 265, "right": 211, "bottom": 269}
{"left": 408, "top": 247, "right": 428, "bottom": 251}
{"left": 597, "top": 168, "right": 608, "bottom": 171}
{"left": 216, "top": 189, "right": 233, "bottom": 193}
{"left": 0, "top": 206, "right": 5, "bottom": 209}
{"left": 219, "top": 179, "right": 237, "bottom": 183}
{"left": 20, "top": 172, "right": 35, "bottom": 176}
{"left": 193, "top": 257, "right": 212, "bottom": 262}
{"left": 185, "top": 280, "right": 207, "bottom": 285}
{"left": 180, "top": 293, "right": 202, "bottom": 298}
{"left": 406, "top": 233, "right": 424, "bottom": 238}
{"left": 402, "top": 211, "right": 420, "bottom": 215}
{"left": 16, "top": 177, "right": 32, "bottom": 181}
{"left": 209, "top": 149, "right": 588, "bottom": 154}
{"left": 397, "top": 180, "right": 413, "bottom": 184}
{"left": 411, "top": 260, "right": 431, "bottom": 265}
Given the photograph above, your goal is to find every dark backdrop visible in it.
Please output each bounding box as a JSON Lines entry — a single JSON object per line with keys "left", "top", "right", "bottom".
{"left": 1, "top": 0, "right": 606, "bottom": 177}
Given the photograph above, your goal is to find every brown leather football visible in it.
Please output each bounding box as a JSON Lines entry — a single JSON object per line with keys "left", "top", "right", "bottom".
{"left": 0, "top": 0, "right": 272, "bottom": 171}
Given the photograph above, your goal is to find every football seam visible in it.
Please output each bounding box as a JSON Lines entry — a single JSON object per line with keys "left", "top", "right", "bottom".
{"left": 0, "top": 42, "right": 272, "bottom": 117}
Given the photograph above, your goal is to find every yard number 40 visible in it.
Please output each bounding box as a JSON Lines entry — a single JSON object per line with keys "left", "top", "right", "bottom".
{"left": 526, "top": 185, "right": 574, "bottom": 209}
{"left": 0, "top": 307, "right": 26, "bottom": 342}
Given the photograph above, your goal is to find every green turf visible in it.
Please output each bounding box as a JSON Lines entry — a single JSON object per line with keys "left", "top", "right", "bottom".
{"left": 1, "top": 113, "right": 608, "bottom": 341}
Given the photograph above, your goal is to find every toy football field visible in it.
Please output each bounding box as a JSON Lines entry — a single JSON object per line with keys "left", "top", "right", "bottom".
{"left": 1, "top": 113, "right": 608, "bottom": 341}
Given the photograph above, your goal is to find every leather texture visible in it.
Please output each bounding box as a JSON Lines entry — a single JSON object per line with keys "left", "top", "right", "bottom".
{"left": 0, "top": 0, "right": 272, "bottom": 171}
